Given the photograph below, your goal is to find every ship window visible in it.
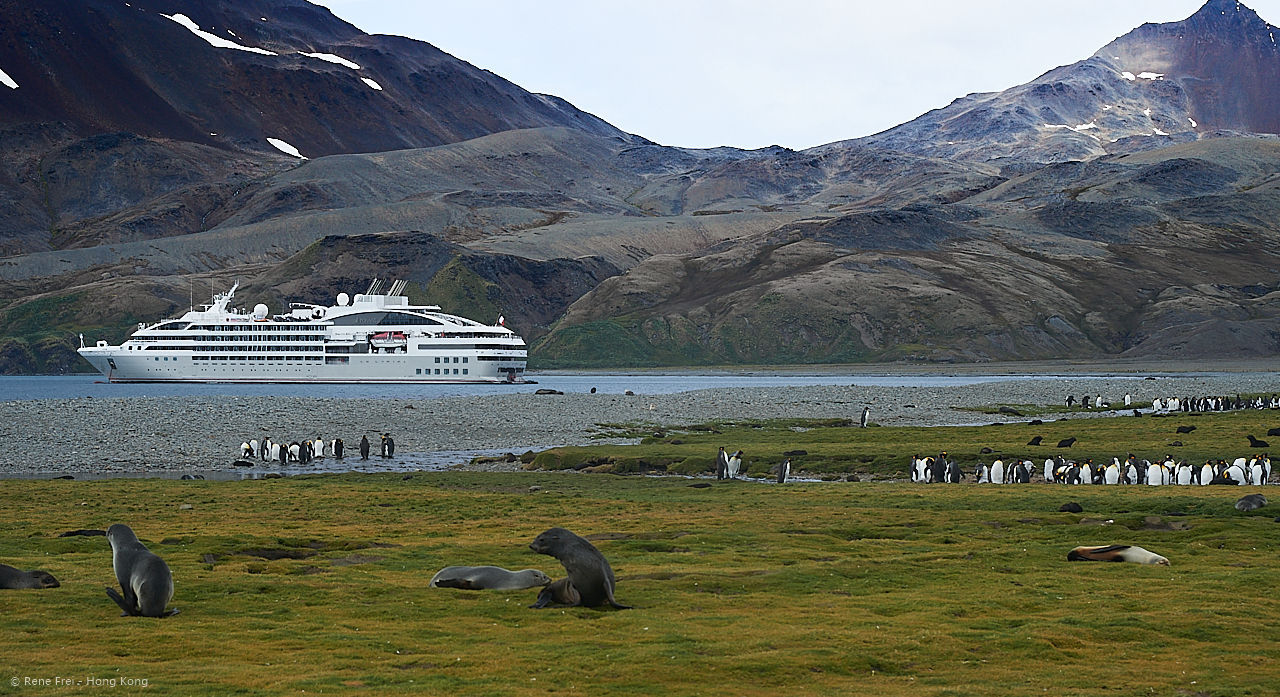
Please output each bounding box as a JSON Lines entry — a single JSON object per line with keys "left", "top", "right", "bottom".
{"left": 462, "top": 369, "right": 468, "bottom": 375}
{"left": 434, "top": 357, "right": 440, "bottom": 363}
{"left": 329, "top": 311, "right": 443, "bottom": 326}
{"left": 462, "top": 357, "right": 468, "bottom": 363}
{"left": 435, "top": 369, "right": 440, "bottom": 375}
{"left": 416, "top": 369, "right": 422, "bottom": 375}
{"left": 453, "top": 368, "right": 459, "bottom": 375}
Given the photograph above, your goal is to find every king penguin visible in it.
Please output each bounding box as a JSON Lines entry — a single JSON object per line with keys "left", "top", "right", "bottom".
{"left": 776, "top": 458, "right": 791, "bottom": 484}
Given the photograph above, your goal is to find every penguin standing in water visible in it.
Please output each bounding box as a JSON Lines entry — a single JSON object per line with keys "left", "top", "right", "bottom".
{"left": 386, "top": 434, "right": 395, "bottom": 458}
{"left": 360, "top": 435, "right": 370, "bottom": 460}
{"left": 380, "top": 434, "right": 389, "bottom": 458}
{"left": 716, "top": 447, "right": 728, "bottom": 480}
{"left": 270, "top": 442, "right": 282, "bottom": 463}
{"left": 860, "top": 407, "right": 870, "bottom": 428}
{"left": 334, "top": 438, "right": 344, "bottom": 459}
{"left": 776, "top": 458, "right": 791, "bottom": 484}
{"left": 241, "top": 442, "right": 252, "bottom": 459}
{"left": 250, "top": 439, "right": 259, "bottom": 459}
{"left": 261, "top": 438, "right": 271, "bottom": 462}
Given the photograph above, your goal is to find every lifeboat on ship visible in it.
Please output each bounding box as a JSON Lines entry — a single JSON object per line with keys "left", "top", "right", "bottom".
{"left": 369, "top": 331, "right": 408, "bottom": 350}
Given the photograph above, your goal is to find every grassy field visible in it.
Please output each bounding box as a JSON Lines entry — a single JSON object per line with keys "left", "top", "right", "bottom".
{"left": 1, "top": 458, "right": 1278, "bottom": 696}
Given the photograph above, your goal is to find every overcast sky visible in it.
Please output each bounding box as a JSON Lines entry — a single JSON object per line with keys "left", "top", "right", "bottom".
{"left": 312, "top": 0, "right": 1280, "bottom": 151}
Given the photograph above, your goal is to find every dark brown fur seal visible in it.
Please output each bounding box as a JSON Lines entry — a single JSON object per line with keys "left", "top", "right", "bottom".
{"left": 529, "top": 527, "right": 632, "bottom": 609}
{"left": 105, "top": 524, "right": 177, "bottom": 617}
{"left": 0, "top": 563, "right": 60, "bottom": 589}
{"left": 529, "top": 577, "right": 581, "bottom": 609}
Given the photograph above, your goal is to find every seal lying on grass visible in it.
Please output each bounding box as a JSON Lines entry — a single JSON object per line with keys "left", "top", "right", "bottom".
{"left": 0, "top": 563, "right": 60, "bottom": 589}
{"left": 1067, "top": 545, "right": 1169, "bottom": 565}
{"left": 529, "top": 527, "right": 632, "bottom": 609}
{"left": 429, "top": 566, "right": 551, "bottom": 590}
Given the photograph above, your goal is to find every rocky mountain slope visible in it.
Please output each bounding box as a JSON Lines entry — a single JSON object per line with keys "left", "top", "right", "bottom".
{"left": 0, "top": 0, "right": 625, "bottom": 257}
{"left": 854, "top": 0, "right": 1280, "bottom": 163}
{"left": 3, "top": 0, "right": 1280, "bottom": 373}
{"left": 536, "top": 138, "right": 1280, "bottom": 366}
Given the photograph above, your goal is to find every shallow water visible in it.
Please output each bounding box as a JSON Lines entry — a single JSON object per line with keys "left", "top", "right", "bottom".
{"left": 0, "top": 370, "right": 1203, "bottom": 402}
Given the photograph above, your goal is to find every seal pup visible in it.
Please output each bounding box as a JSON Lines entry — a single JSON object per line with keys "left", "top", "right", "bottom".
{"left": 529, "top": 527, "right": 631, "bottom": 609}
{"left": 105, "top": 524, "right": 176, "bottom": 617}
{"left": 429, "top": 566, "right": 551, "bottom": 591}
{"left": 529, "top": 577, "right": 581, "bottom": 609}
{"left": 1067, "top": 545, "right": 1169, "bottom": 565}
{"left": 0, "top": 562, "right": 60, "bottom": 589}
{"left": 1236, "top": 493, "right": 1268, "bottom": 512}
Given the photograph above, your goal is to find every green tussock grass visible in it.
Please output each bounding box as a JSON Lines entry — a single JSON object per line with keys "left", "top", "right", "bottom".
{"left": 1, "top": 471, "right": 1279, "bottom": 696}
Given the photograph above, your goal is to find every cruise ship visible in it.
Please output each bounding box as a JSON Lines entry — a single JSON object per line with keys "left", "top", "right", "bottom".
{"left": 77, "top": 280, "right": 527, "bottom": 383}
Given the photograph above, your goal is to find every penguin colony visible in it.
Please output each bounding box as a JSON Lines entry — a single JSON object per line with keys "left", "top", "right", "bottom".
{"left": 913, "top": 453, "right": 1272, "bottom": 486}
{"left": 237, "top": 433, "right": 401, "bottom": 465}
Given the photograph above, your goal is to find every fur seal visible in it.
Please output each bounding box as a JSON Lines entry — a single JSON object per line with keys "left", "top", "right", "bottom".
{"left": 529, "top": 527, "right": 631, "bottom": 609}
{"left": 428, "top": 566, "right": 551, "bottom": 591}
{"left": 105, "top": 524, "right": 177, "bottom": 617}
{"left": 1067, "top": 545, "right": 1169, "bottom": 565}
{"left": 0, "top": 562, "right": 60, "bottom": 589}
{"left": 529, "top": 577, "right": 581, "bottom": 609}
{"left": 1236, "top": 493, "right": 1268, "bottom": 512}
{"left": 58, "top": 529, "right": 106, "bottom": 537}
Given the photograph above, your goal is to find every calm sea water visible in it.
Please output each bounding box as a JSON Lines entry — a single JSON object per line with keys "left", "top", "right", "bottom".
{"left": 0, "top": 371, "right": 1143, "bottom": 401}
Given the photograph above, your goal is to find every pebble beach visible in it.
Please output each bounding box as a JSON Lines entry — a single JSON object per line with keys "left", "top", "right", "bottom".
{"left": 3, "top": 365, "right": 1278, "bottom": 476}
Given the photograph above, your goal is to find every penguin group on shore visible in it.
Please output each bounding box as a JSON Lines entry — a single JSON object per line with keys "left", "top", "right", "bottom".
{"left": 235, "top": 433, "right": 397, "bottom": 466}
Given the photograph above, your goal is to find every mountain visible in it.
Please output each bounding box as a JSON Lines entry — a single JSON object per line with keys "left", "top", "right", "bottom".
{"left": 4, "top": 0, "right": 1280, "bottom": 374}
{"left": 0, "top": 0, "right": 627, "bottom": 257}
{"left": 535, "top": 137, "right": 1280, "bottom": 366}
{"left": 0, "top": 0, "right": 623, "bottom": 157}
{"left": 855, "top": 0, "right": 1280, "bottom": 163}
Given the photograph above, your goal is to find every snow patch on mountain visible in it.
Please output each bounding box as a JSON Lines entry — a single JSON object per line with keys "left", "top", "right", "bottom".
{"left": 162, "top": 13, "right": 276, "bottom": 55}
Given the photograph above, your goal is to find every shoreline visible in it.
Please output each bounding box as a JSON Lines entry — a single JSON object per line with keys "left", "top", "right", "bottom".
{"left": 3, "top": 366, "right": 1278, "bottom": 477}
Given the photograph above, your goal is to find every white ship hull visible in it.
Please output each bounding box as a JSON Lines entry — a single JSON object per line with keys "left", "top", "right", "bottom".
{"left": 78, "top": 282, "right": 528, "bottom": 384}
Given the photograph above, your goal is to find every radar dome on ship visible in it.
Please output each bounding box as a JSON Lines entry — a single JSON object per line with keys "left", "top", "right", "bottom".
{"left": 337, "top": 293, "right": 350, "bottom": 306}
{"left": 253, "top": 304, "right": 268, "bottom": 319}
